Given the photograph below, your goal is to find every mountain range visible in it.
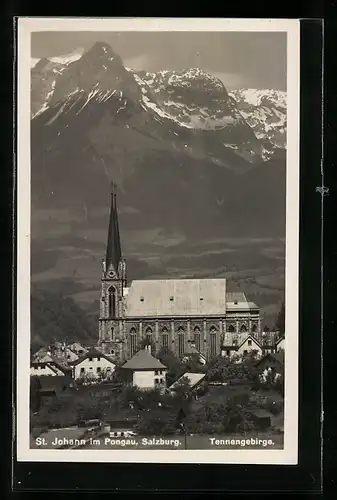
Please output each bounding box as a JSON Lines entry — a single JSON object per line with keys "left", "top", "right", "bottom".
{"left": 30, "top": 42, "right": 286, "bottom": 326}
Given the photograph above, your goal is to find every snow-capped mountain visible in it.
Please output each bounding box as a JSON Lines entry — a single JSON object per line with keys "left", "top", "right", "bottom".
{"left": 31, "top": 42, "right": 286, "bottom": 246}
{"left": 31, "top": 44, "right": 286, "bottom": 162}
{"left": 229, "top": 88, "right": 287, "bottom": 152}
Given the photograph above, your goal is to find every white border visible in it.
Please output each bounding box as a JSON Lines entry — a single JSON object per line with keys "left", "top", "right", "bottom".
{"left": 16, "top": 17, "right": 300, "bottom": 464}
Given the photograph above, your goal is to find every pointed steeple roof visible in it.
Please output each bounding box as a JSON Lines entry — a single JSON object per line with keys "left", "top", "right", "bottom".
{"left": 105, "top": 181, "right": 122, "bottom": 271}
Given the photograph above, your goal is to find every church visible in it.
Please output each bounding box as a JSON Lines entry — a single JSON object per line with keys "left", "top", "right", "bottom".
{"left": 98, "top": 184, "right": 263, "bottom": 363}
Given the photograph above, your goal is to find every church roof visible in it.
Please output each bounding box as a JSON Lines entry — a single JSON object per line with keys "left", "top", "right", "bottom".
{"left": 105, "top": 182, "right": 122, "bottom": 272}
{"left": 226, "top": 292, "right": 259, "bottom": 311}
{"left": 121, "top": 349, "right": 167, "bottom": 370}
{"left": 124, "top": 279, "right": 227, "bottom": 317}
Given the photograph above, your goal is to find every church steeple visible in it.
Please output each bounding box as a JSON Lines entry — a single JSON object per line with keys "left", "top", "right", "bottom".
{"left": 105, "top": 181, "right": 122, "bottom": 276}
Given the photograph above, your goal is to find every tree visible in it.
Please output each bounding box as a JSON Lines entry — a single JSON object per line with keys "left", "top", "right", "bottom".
{"left": 157, "top": 348, "right": 185, "bottom": 386}
{"left": 276, "top": 301, "right": 285, "bottom": 336}
{"left": 138, "top": 337, "right": 156, "bottom": 356}
{"left": 135, "top": 409, "right": 177, "bottom": 436}
{"left": 30, "top": 376, "right": 42, "bottom": 413}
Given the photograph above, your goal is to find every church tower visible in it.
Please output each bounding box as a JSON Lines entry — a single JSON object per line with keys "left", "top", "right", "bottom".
{"left": 98, "top": 182, "right": 127, "bottom": 359}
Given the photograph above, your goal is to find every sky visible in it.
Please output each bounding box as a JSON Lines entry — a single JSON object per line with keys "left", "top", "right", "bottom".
{"left": 31, "top": 31, "right": 287, "bottom": 90}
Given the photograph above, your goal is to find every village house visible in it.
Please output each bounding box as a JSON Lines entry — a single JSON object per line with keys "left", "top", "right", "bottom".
{"left": 30, "top": 354, "right": 67, "bottom": 377}
{"left": 275, "top": 336, "right": 285, "bottom": 351}
{"left": 36, "top": 374, "right": 73, "bottom": 407}
{"left": 67, "top": 342, "right": 89, "bottom": 357}
{"left": 221, "top": 334, "right": 263, "bottom": 358}
{"left": 121, "top": 347, "right": 167, "bottom": 390}
{"left": 182, "top": 343, "right": 207, "bottom": 365}
{"left": 71, "top": 348, "right": 116, "bottom": 381}
{"left": 255, "top": 352, "right": 284, "bottom": 382}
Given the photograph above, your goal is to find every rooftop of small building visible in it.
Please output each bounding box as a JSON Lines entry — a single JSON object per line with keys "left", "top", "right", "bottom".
{"left": 169, "top": 372, "right": 206, "bottom": 390}
{"left": 121, "top": 349, "right": 167, "bottom": 371}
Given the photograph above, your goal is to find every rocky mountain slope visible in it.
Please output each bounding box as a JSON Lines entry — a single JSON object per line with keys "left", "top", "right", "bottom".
{"left": 30, "top": 42, "right": 286, "bottom": 324}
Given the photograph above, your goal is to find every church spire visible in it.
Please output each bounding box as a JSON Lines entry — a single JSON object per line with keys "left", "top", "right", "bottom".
{"left": 105, "top": 181, "right": 122, "bottom": 273}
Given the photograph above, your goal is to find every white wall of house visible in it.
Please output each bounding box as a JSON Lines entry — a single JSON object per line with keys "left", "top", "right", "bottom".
{"left": 73, "top": 356, "right": 116, "bottom": 380}
{"left": 30, "top": 363, "right": 61, "bottom": 376}
{"left": 237, "top": 337, "right": 262, "bottom": 357}
{"left": 132, "top": 369, "right": 167, "bottom": 390}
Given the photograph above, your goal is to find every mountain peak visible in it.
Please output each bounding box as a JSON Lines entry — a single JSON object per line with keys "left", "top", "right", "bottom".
{"left": 84, "top": 42, "right": 116, "bottom": 59}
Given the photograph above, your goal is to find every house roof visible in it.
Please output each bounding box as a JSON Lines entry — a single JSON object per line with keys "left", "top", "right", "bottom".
{"left": 248, "top": 408, "right": 273, "bottom": 418}
{"left": 32, "top": 353, "right": 54, "bottom": 363}
{"left": 124, "top": 279, "right": 227, "bottom": 317}
{"left": 237, "top": 334, "right": 263, "bottom": 349}
{"left": 121, "top": 349, "right": 167, "bottom": 370}
{"left": 183, "top": 344, "right": 206, "bottom": 358}
{"left": 169, "top": 372, "right": 206, "bottom": 390}
{"left": 72, "top": 348, "right": 116, "bottom": 367}
{"left": 226, "top": 292, "right": 259, "bottom": 311}
{"left": 256, "top": 351, "right": 285, "bottom": 366}
{"left": 38, "top": 375, "right": 72, "bottom": 392}
{"left": 68, "top": 342, "right": 88, "bottom": 352}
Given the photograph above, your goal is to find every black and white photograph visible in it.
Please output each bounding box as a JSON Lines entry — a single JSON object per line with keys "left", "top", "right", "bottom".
{"left": 17, "top": 18, "right": 300, "bottom": 464}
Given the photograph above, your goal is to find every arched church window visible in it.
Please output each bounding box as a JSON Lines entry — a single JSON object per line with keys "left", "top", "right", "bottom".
{"left": 130, "top": 327, "right": 136, "bottom": 334}
{"left": 161, "top": 327, "right": 169, "bottom": 349}
{"left": 240, "top": 324, "right": 247, "bottom": 333}
{"left": 193, "top": 326, "right": 201, "bottom": 351}
{"left": 251, "top": 324, "right": 257, "bottom": 333}
{"left": 210, "top": 325, "right": 217, "bottom": 332}
{"left": 228, "top": 324, "right": 235, "bottom": 333}
{"left": 108, "top": 286, "right": 117, "bottom": 318}
{"left": 145, "top": 326, "right": 152, "bottom": 343}
{"left": 210, "top": 331, "right": 217, "bottom": 357}
{"left": 178, "top": 329, "right": 185, "bottom": 358}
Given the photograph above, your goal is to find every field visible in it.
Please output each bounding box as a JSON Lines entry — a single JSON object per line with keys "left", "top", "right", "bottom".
{"left": 31, "top": 226, "right": 285, "bottom": 327}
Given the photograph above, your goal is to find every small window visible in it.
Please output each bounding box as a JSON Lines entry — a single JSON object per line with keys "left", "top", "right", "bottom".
{"left": 110, "top": 350, "right": 115, "bottom": 355}
{"left": 97, "top": 357, "right": 101, "bottom": 361}
{"left": 200, "top": 297, "right": 204, "bottom": 301}
{"left": 80, "top": 367, "right": 85, "bottom": 373}
{"left": 79, "top": 350, "right": 83, "bottom": 354}
{"left": 226, "top": 350, "right": 230, "bottom": 356}
{"left": 170, "top": 296, "right": 174, "bottom": 301}
{"left": 234, "top": 300, "right": 238, "bottom": 305}
{"left": 248, "top": 340, "right": 252, "bottom": 346}
{"left": 89, "top": 367, "right": 93, "bottom": 370}
{"left": 155, "top": 379, "right": 159, "bottom": 384}
{"left": 120, "top": 432, "right": 124, "bottom": 437}
{"left": 97, "top": 367, "right": 101, "bottom": 373}
{"left": 88, "top": 357, "right": 93, "bottom": 362}
{"left": 243, "top": 350, "right": 248, "bottom": 355}
{"left": 160, "top": 378, "right": 164, "bottom": 384}
{"left": 140, "top": 297, "right": 144, "bottom": 302}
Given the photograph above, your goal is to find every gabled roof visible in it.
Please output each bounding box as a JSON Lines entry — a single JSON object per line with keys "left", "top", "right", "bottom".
{"left": 72, "top": 348, "right": 116, "bottom": 367}
{"left": 226, "top": 292, "right": 259, "bottom": 311}
{"left": 276, "top": 336, "right": 285, "bottom": 344}
{"left": 255, "top": 351, "right": 284, "bottom": 366}
{"left": 68, "top": 342, "right": 88, "bottom": 353}
{"left": 237, "top": 334, "right": 263, "bottom": 349}
{"left": 125, "top": 278, "right": 227, "bottom": 317}
{"left": 169, "top": 372, "right": 206, "bottom": 390}
{"left": 121, "top": 349, "right": 167, "bottom": 370}
{"left": 32, "top": 353, "right": 54, "bottom": 364}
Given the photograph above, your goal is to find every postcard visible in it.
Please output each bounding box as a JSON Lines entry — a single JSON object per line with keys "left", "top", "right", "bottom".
{"left": 16, "top": 17, "right": 300, "bottom": 464}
